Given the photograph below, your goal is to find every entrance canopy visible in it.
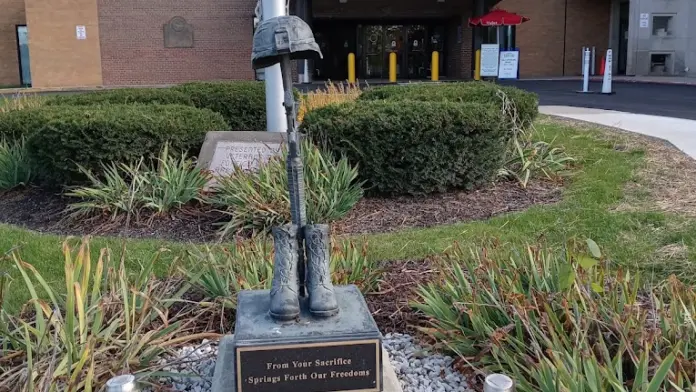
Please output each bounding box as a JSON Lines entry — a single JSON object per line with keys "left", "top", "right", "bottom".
{"left": 468, "top": 9, "right": 530, "bottom": 27}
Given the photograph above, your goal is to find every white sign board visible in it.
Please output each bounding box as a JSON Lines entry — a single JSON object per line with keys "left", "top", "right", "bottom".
{"left": 498, "top": 51, "right": 520, "bottom": 79}
{"left": 76, "top": 25, "right": 87, "bottom": 40}
{"left": 209, "top": 141, "right": 282, "bottom": 177}
{"left": 640, "top": 13, "right": 649, "bottom": 28}
{"left": 480, "top": 44, "right": 500, "bottom": 77}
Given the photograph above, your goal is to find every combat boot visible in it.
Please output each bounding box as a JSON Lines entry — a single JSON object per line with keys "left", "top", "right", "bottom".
{"left": 304, "top": 224, "right": 339, "bottom": 317}
{"left": 269, "top": 224, "right": 301, "bottom": 321}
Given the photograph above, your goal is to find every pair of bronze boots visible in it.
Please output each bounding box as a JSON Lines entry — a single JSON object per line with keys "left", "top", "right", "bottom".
{"left": 270, "top": 224, "right": 338, "bottom": 321}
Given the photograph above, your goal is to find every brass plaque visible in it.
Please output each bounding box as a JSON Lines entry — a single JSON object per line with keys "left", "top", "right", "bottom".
{"left": 236, "top": 339, "right": 381, "bottom": 392}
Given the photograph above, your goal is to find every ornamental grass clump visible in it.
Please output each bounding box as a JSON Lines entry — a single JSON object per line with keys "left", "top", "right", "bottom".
{"left": 297, "top": 81, "right": 362, "bottom": 123}
{"left": 0, "top": 138, "right": 33, "bottom": 191}
{"left": 415, "top": 239, "right": 693, "bottom": 391}
{"left": 0, "top": 238, "right": 218, "bottom": 391}
{"left": 210, "top": 140, "right": 363, "bottom": 236}
{"left": 67, "top": 144, "right": 210, "bottom": 220}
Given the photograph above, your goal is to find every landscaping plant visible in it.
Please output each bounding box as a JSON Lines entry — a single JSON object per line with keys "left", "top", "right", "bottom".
{"left": 302, "top": 100, "right": 508, "bottom": 195}
{"left": 359, "top": 81, "right": 539, "bottom": 129}
{"left": 25, "top": 104, "right": 227, "bottom": 184}
{"left": 185, "top": 236, "right": 382, "bottom": 308}
{"left": 211, "top": 140, "right": 363, "bottom": 236}
{"left": 297, "top": 81, "right": 362, "bottom": 123}
{"left": 44, "top": 88, "right": 193, "bottom": 107}
{"left": 0, "top": 238, "right": 218, "bottom": 391}
{"left": 172, "top": 81, "right": 268, "bottom": 131}
{"left": 415, "top": 240, "right": 695, "bottom": 391}
{"left": 67, "top": 145, "right": 210, "bottom": 219}
{"left": 0, "top": 138, "right": 33, "bottom": 191}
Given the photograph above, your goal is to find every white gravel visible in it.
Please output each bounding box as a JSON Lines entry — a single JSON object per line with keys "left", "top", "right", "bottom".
{"left": 150, "top": 333, "right": 472, "bottom": 392}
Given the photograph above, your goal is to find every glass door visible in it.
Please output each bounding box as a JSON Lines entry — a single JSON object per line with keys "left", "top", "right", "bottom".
{"left": 362, "top": 25, "right": 384, "bottom": 79}
{"left": 16, "top": 26, "right": 31, "bottom": 86}
{"left": 384, "top": 25, "right": 404, "bottom": 79}
{"left": 406, "top": 25, "right": 427, "bottom": 79}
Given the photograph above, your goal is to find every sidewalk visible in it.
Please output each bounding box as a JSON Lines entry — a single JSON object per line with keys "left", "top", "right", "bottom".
{"left": 540, "top": 105, "right": 696, "bottom": 159}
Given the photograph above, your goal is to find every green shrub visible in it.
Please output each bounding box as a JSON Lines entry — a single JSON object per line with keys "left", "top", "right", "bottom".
{"left": 173, "top": 81, "right": 267, "bottom": 131}
{"left": 44, "top": 88, "right": 193, "bottom": 107}
{"left": 0, "top": 106, "right": 57, "bottom": 141}
{"left": 415, "top": 240, "right": 688, "bottom": 392}
{"left": 302, "top": 100, "right": 508, "bottom": 195}
{"left": 25, "top": 104, "right": 228, "bottom": 185}
{"left": 210, "top": 140, "right": 363, "bottom": 235}
{"left": 359, "top": 82, "right": 539, "bottom": 128}
{"left": 67, "top": 145, "right": 210, "bottom": 219}
{"left": 0, "top": 138, "right": 33, "bottom": 190}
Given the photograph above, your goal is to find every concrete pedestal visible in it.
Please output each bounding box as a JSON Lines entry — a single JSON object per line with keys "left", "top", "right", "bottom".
{"left": 211, "top": 285, "right": 403, "bottom": 392}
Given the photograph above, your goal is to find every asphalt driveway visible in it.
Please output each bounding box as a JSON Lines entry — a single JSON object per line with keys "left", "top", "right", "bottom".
{"left": 499, "top": 80, "right": 696, "bottom": 120}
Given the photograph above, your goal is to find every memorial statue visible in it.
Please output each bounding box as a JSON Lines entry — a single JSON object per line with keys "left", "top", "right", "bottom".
{"left": 251, "top": 15, "right": 338, "bottom": 322}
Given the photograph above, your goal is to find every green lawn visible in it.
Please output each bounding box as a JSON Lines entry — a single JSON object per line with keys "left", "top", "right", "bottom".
{"left": 2, "top": 117, "right": 695, "bottom": 311}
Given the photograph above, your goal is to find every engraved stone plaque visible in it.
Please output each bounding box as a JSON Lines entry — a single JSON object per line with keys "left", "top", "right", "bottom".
{"left": 164, "top": 16, "right": 194, "bottom": 48}
{"left": 209, "top": 141, "right": 282, "bottom": 176}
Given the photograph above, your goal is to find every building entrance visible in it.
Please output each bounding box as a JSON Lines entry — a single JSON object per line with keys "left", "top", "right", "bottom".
{"left": 313, "top": 20, "right": 446, "bottom": 81}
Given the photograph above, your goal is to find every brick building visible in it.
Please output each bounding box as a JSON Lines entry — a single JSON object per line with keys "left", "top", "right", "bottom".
{"left": 1, "top": 0, "right": 615, "bottom": 88}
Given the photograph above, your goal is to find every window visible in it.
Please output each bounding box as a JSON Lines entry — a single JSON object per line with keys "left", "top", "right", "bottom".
{"left": 650, "top": 53, "right": 672, "bottom": 74}
{"left": 16, "top": 25, "right": 31, "bottom": 86}
{"left": 652, "top": 15, "right": 674, "bottom": 37}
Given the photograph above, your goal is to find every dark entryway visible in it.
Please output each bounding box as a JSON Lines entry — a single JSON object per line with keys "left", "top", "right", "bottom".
{"left": 313, "top": 20, "right": 447, "bottom": 81}
{"left": 617, "top": 0, "right": 629, "bottom": 75}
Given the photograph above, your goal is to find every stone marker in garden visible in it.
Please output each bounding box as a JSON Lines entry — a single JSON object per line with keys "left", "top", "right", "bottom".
{"left": 211, "top": 14, "right": 402, "bottom": 392}
{"left": 197, "top": 131, "right": 286, "bottom": 177}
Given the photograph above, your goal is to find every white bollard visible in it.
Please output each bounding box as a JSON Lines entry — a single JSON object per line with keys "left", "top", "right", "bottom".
{"left": 582, "top": 48, "right": 591, "bottom": 93}
{"left": 262, "top": 0, "right": 288, "bottom": 133}
{"left": 602, "top": 49, "right": 614, "bottom": 94}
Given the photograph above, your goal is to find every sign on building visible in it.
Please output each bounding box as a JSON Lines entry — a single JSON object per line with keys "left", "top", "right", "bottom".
{"left": 76, "top": 25, "right": 86, "bottom": 40}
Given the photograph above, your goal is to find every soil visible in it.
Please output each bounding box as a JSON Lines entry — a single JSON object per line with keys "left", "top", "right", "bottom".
{"left": 0, "top": 179, "right": 562, "bottom": 242}
{"left": 365, "top": 259, "right": 437, "bottom": 334}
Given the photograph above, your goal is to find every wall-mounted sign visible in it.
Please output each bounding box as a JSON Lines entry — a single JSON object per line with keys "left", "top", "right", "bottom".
{"left": 480, "top": 44, "right": 500, "bottom": 77}
{"left": 76, "top": 25, "right": 86, "bottom": 40}
{"left": 640, "top": 13, "right": 649, "bottom": 28}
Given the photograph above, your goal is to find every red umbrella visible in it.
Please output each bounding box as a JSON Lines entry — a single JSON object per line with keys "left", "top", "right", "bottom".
{"left": 468, "top": 9, "right": 530, "bottom": 27}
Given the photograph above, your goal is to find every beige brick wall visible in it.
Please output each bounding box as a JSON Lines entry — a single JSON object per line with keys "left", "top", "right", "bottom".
{"left": 25, "top": 0, "right": 103, "bottom": 88}
{"left": 0, "top": 0, "right": 26, "bottom": 86}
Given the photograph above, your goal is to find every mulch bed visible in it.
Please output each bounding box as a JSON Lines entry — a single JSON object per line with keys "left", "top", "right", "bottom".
{"left": 366, "top": 259, "right": 437, "bottom": 334}
{"left": 0, "top": 180, "right": 562, "bottom": 242}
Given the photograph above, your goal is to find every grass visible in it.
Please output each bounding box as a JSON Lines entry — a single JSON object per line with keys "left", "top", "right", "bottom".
{"left": 1, "top": 117, "right": 695, "bottom": 311}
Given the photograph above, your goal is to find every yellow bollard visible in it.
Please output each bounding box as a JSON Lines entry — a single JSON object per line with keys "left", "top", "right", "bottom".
{"left": 389, "top": 52, "right": 397, "bottom": 83}
{"left": 348, "top": 53, "right": 356, "bottom": 83}
{"left": 431, "top": 51, "right": 439, "bottom": 81}
{"left": 474, "top": 49, "right": 481, "bottom": 81}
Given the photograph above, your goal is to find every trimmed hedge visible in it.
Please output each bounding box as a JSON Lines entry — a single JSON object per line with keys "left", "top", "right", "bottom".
{"left": 301, "top": 100, "right": 509, "bottom": 195}
{"left": 25, "top": 104, "right": 229, "bottom": 185}
{"left": 172, "top": 81, "right": 267, "bottom": 131}
{"left": 0, "top": 107, "right": 57, "bottom": 141}
{"left": 359, "top": 82, "right": 539, "bottom": 128}
{"left": 44, "top": 88, "right": 193, "bottom": 107}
